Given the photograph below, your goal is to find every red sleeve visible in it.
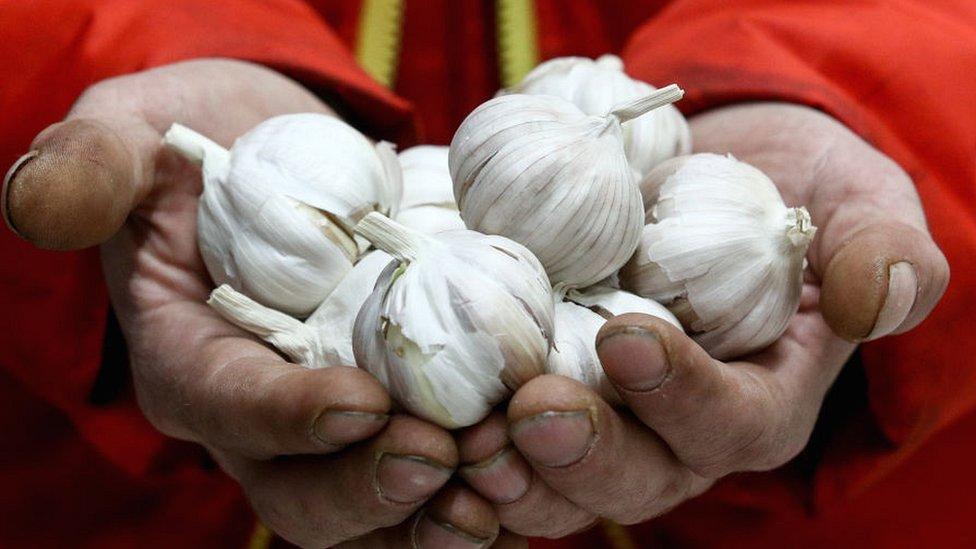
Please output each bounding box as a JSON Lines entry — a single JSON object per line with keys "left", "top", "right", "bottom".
{"left": 0, "top": 0, "right": 413, "bottom": 476}
{"left": 620, "top": 0, "right": 976, "bottom": 506}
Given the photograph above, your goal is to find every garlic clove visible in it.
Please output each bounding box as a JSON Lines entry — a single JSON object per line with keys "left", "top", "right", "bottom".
{"left": 502, "top": 55, "right": 692, "bottom": 176}
{"left": 449, "top": 87, "right": 682, "bottom": 289}
{"left": 620, "top": 153, "right": 817, "bottom": 360}
{"left": 548, "top": 286, "right": 680, "bottom": 404}
{"left": 394, "top": 145, "right": 466, "bottom": 234}
{"left": 353, "top": 213, "right": 554, "bottom": 429}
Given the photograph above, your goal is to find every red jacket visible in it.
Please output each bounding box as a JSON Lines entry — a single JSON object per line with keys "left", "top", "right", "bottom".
{"left": 1, "top": 1, "right": 974, "bottom": 547}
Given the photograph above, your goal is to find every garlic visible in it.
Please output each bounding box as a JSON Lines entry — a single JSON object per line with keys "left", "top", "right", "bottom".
{"left": 502, "top": 55, "right": 691, "bottom": 176}
{"left": 450, "top": 85, "right": 683, "bottom": 288}
{"left": 353, "top": 213, "right": 554, "bottom": 429}
{"left": 163, "top": 114, "right": 402, "bottom": 316}
{"left": 620, "top": 153, "right": 817, "bottom": 360}
{"left": 394, "top": 145, "right": 465, "bottom": 234}
{"left": 206, "top": 250, "right": 393, "bottom": 368}
{"left": 548, "top": 286, "right": 680, "bottom": 403}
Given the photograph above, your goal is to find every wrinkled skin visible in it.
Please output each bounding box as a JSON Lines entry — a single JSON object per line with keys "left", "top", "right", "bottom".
{"left": 2, "top": 59, "right": 519, "bottom": 548}
{"left": 455, "top": 103, "right": 950, "bottom": 536}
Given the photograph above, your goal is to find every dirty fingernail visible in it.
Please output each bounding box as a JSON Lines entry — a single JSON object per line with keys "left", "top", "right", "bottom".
{"left": 866, "top": 261, "right": 917, "bottom": 340}
{"left": 459, "top": 447, "right": 531, "bottom": 504}
{"left": 376, "top": 453, "right": 452, "bottom": 504}
{"left": 597, "top": 326, "right": 669, "bottom": 391}
{"left": 510, "top": 411, "right": 594, "bottom": 468}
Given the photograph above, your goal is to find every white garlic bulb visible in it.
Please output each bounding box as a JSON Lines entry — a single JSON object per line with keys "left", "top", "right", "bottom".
{"left": 353, "top": 213, "right": 554, "bottom": 429}
{"left": 206, "top": 250, "right": 393, "bottom": 368}
{"left": 548, "top": 286, "right": 680, "bottom": 404}
{"left": 450, "top": 85, "right": 683, "bottom": 288}
{"left": 503, "top": 55, "right": 691, "bottom": 176}
{"left": 163, "top": 114, "right": 402, "bottom": 316}
{"left": 620, "top": 153, "right": 817, "bottom": 360}
{"left": 394, "top": 145, "right": 465, "bottom": 234}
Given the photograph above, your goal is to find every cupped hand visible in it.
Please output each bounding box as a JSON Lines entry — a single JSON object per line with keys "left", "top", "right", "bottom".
{"left": 457, "top": 102, "right": 949, "bottom": 537}
{"left": 2, "top": 59, "right": 507, "bottom": 548}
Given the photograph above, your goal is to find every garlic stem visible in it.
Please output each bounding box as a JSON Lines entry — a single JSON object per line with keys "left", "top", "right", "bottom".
{"left": 609, "top": 84, "right": 684, "bottom": 124}
{"left": 786, "top": 206, "right": 817, "bottom": 248}
{"left": 355, "top": 212, "right": 430, "bottom": 262}
{"left": 207, "top": 284, "right": 318, "bottom": 366}
{"left": 163, "top": 123, "right": 230, "bottom": 166}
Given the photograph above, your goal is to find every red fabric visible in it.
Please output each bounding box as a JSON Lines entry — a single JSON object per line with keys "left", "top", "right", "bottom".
{"left": 1, "top": 0, "right": 975, "bottom": 547}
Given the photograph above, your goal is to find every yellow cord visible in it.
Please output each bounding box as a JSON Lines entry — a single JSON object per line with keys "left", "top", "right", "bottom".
{"left": 601, "top": 518, "right": 638, "bottom": 549}
{"left": 355, "top": 0, "right": 405, "bottom": 88}
{"left": 247, "top": 522, "right": 272, "bottom": 549}
{"left": 496, "top": 0, "right": 540, "bottom": 87}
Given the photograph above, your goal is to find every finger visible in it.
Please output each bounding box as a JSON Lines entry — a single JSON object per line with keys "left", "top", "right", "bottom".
{"left": 596, "top": 313, "right": 846, "bottom": 478}
{"left": 490, "top": 530, "right": 529, "bottom": 549}
{"left": 819, "top": 222, "right": 949, "bottom": 341}
{"left": 507, "top": 375, "right": 710, "bottom": 524}
{"left": 136, "top": 311, "right": 391, "bottom": 459}
{"left": 457, "top": 411, "right": 595, "bottom": 538}
{"left": 241, "top": 415, "right": 457, "bottom": 548}
{"left": 2, "top": 58, "right": 330, "bottom": 249}
{"left": 340, "top": 485, "right": 509, "bottom": 549}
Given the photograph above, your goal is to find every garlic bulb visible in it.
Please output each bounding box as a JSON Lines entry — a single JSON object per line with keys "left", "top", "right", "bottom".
{"left": 549, "top": 287, "right": 680, "bottom": 404}
{"left": 163, "top": 114, "right": 402, "bottom": 316}
{"left": 450, "top": 85, "right": 683, "bottom": 288}
{"left": 206, "top": 250, "right": 393, "bottom": 368}
{"left": 394, "top": 146, "right": 465, "bottom": 234}
{"left": 353, "top": 213, "right": 554, "bottom": 429}
{"left": 620, "top": 153, "right": 817, "bottom": 360}
{"left": 503, "top": 55, "right": 691, "bottom": 176}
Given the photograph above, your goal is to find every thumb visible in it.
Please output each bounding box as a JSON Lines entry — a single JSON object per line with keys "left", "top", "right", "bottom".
{"left": 2, "top": 116, "right": 158, "bottom": 250}
{"left": 819, "top": 221, "right": 949, "bottom": 342}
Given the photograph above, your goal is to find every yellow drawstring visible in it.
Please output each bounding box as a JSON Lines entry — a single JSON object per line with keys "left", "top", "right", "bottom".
{"left": 495, "top": 0, "right": 540, "bottom": 87}
{"left": 355, "top": 0, "right": 405, "bottom": 88}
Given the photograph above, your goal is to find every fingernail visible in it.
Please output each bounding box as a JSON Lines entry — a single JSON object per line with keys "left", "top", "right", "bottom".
{"left": 459, "top": 447, "right": 531, "bottom": 504}
{"left": 1, "top": 151, "right": 38, "bottom": 235}
{"left": 312, "top": 410, "right": 388, "bottom": 446}
{"left": 867, "top": 262, "right": 917, "bottom": 340}
{"left": 510, "top": 410, "right": 594, "bottom": 468}
{"left": 596, "top": 326, "right": 669, "bottom": 391}
{"left": 375, "top": 453, "right": 452, "bottom": 504}
{"left": 412, "top": 510, "right": 492, "bottom": 549}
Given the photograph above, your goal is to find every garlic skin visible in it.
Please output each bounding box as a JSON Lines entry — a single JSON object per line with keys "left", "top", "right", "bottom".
{"left": 163, "top": 114, "right": 402, "bottom": 316}
{"left": 548, "top": 287, "right": 680, "bottom": 404}
{"left": 450, "top": 86, "right": 683, "bottom": 288}
{"left": 207, "top": 250, "right": 394, "bottom": 368}
{"left": 353, "top": 213, "right": 554, "bottom": 429}
{"left": 620, "top": 153, "right": 817, "bottom": 360}
{"left": 394, "top": 146, "right": 465, "bottom": 234}
{"left": 504, "top": 55, "right": 691, "bottom": 176}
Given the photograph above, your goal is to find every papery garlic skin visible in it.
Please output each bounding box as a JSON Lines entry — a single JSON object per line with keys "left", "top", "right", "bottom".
{"left": 504, "top": 55, "right": 691, "bottom": 176}
{"left": 164, "top": 114, "right": 401, "bottom": 317}
{"left": 353, "top": 213, "right": 554, "bottom": 429}
{"left": 394, "top": 146, "right": 465, "bottom": 234}
{"left": 450, "top": 86, "right": 682, "bottom": 288}
{"left": 548, "top": 287, "right": 680, "bottom": 404}
{"left": 620, "top": 153, "right": 817, "bottom": 360}
{"left": 207, "top": 250, "right": 394, "bottom": 368}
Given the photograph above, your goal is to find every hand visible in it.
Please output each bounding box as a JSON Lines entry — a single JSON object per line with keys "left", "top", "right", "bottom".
{"left": 456, "top": 102, "right": 950, "bottom": 537}
{"left": 2, "top": 59, "right": 507, "bottom": 548}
